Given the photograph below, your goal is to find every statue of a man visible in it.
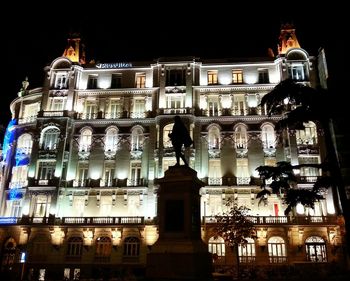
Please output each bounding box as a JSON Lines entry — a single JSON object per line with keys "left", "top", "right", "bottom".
{"left": 18, "top": 77, "right": 29, "bottom": 97}
{"left": 168, "top": 116, "right": 193, "bottom": 166}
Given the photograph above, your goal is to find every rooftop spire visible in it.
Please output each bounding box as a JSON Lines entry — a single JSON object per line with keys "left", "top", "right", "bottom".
{"left": 278, "top": 24, "right": 301, "bottom": 55}
{"left": 62, "top": 33, "right": 86, "bottom": 64}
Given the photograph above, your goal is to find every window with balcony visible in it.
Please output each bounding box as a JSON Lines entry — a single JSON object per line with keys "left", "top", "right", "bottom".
{"left": 296, "top": 121, "right": 318, "bottom": 145}
{"left": 129, "top": 161, "right": 141, "bottom": 186}
{"left": 87, "top": 75, "right": 98, "bottom": 89}
{"left": 236, "top": 158, "right": 250, "bottom": 185}
{"left": 108, "top": 99, "right": 123, "bottom": 119}
{"left": 54, "top": 73, "right": 68, "bottom": 89}
{"left": 207, "top": 70, "right": 218, "bottom": 85}
{"left": 208, "top": 96, "right": 220, "bottom": 116}
{"left": 208, "top": 236, "right": 226, "bottom": 261}
{"left": 79, "top": 129, "right": 92, "bottom": 152}
{"left": 238, "top": 237, "right": 256, "bottom": 263}
{"left": 104, "top": 165, "right": 115, "bottom": 187}
{"left": 76, "top": 163, "right": 88, "bottom": 187}
{"left": 258, "top": 69, "right": 269, "bottom": 83}
{"left": 33, "top": 195, "right": 51, "bottom": 217}
{"left": 208, "top": 126, "right": 221, "bottom": 149}
{"left": 17, "top": 133, "right": 33, "bottom": 156}
{"left": 232, "top": 69, "right": 243, "bottom": 84}
{"left": 40, "top": 127, "right": 60, "bottom": 150}
{"left": 131, "top": 99, "right": 145, "bottom": 118}
{"left": 8, "top": 200, "right": 22, "bottom": 217}
{"left": 10, "top": 165, "right": 28, "bottom": 188}
{"left": 261, "top": 124, "right": 276, "bottom": 149}
{"left": 66, "top": 237, "right": 83, "bottom": 258}
{"left": 111, "top": 73, "right": 122, "bottom": 88}
{"left": 165, "top": 94, "right": 184, "bottom": 112}
{"left": 37, "top": 161, "right": 56, "bottom": 181}
{"left": 232, "top": 94, "right": 246, "bottom": 115}
{"left": 84, "top": 102, "right": 97, "bottom": 119}
{"left": 305, "top": 236, "right": 327, "bottom": 262}
{"left": 135, "top": 73, "right": 146, "bottom": 88}
{"left": 123, "top": 237, "right": 140, "bottom": 257}
{"left": 288, "top": 64, "right": 307, "bottom": 81}
{"left": 49, "top": 97, "right": 67, "bottom": 111}
{"left": 268, "top": 236, "right": 287, "bottom": 263}
{"left": 131, "top": 127, "right": 144, "bottom": 151}
{"left": 22, "top": 103, "right": 40, "bottom": 123}
{"left": 234, "top": 125, "right": 248, "bottom": 149}
{"left": 298, "top": 157, "right": 320, "bottom": 181}
{"left": 208, "top": 159, "right": 221, "bottom": 185}
{"left": 105, "top": 127, "right": 118, "bottom": 152}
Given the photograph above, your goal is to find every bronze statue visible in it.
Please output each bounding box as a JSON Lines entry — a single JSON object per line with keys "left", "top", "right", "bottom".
{"left": 168, "top": 116, "right": 193, "bottom": 166}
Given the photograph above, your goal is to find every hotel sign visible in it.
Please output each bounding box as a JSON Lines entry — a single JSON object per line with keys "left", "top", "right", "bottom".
{"left": 96, "top": 62, "right": 133, "bottom": 69}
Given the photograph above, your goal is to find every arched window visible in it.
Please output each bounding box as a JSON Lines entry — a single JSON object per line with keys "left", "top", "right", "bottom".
{"left": 261, "top": 124, "right": 275, "bottom": 149}
{"left": 95, "top": 237, "right": 112, "bottom": 257}
{"left": 208, "top": 236, "right": 225, "bottom": 261}
{"left": 238, "top": 237, "right": 256, "bottom": 263}
{"left": 234, "top": 125, "right": 247, "bottom": 149}
{"left": 296, "top": 121, "right": 317, "bottom": 145}
{"left": 17, "top": 133, "right": 33, "bottom": 155}
{"left": 79, "top": 128, "right": 92, "bottom": 152}
{"left": 66, "top": 237, "right": 83, "bottom": 258}
{"left": 163, "top": 123, "right": 174, "bottom": 148}
{"left": 208, "top": 126, "right": 220, "bottom": 149}
{"left": 105, "top": 127, "right": 118, "bottom": 152}
{"left": 305, "top": 236, "right": 327, "bottom": 262}
{"left": 131, "top": 127, "right": 144, "bottom": 151}
{"left": 268, "top": 236, "right": 287, "bottom": 263}
{"left": 40, "top": 127, "right": 60, "bottom": 150}
{"left": 123, "top": 237, "right": 140, "bottom": 257}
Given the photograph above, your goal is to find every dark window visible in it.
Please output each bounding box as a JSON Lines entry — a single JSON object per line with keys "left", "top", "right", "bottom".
{"left": 111, "top": 74, "right": 122, "bottom": 88}
{"left": 166, "top": 68, "right": 186, "bottom": 86}
{"left": 87, "top": 75, "right": 98, "bottom": 89}
{"left": 258, "top": 69, "right": 269, "bottom": 83}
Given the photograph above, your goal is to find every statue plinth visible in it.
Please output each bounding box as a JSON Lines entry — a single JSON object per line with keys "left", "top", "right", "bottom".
{"left": 146, "top": 165, "right": 213, "bottom": 281}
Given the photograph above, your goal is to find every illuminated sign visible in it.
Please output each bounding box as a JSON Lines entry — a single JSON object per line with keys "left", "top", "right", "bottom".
{"left": 20, "top": 252, "right": 26, "bottom": 263}
{"left": 0, "top": 217, "right": 17, "bottom": 224}
{"left": 96, "top": 62, "right": 132, "bottom": 69}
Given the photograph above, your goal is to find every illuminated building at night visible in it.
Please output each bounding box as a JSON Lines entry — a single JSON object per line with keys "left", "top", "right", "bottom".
{"left": 0, "top": 26, "right": 346, "bottom": 280}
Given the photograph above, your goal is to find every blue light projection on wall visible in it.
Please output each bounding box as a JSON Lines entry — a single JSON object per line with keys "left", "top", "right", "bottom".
{"left": 15, "top": 150, "right": 30, "bottom": 166}
{"left": 2, "top": 119, "right": 17, "bottom": 163}
{"left": 8, "top": 189, "right": 23, "bottom": 200}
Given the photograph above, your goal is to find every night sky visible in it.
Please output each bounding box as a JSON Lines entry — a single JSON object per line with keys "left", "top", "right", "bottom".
{"left": 3, "top": 3, "right": 347, "bottom": 129}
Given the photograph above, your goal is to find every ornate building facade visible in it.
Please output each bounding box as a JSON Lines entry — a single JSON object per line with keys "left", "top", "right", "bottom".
{"left": 0, "top": 26, "right": 346, "bottom": 280}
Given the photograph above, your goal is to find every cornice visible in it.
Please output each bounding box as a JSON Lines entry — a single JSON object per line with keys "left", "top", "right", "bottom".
{"left": 74, "top": 118, "right": 156, "bottom": 126}
{"left": 77, "top": 88, "right": 159, "bottom": 97}
{"left": 194, "top": 85, "right": 276, "bottom": 92}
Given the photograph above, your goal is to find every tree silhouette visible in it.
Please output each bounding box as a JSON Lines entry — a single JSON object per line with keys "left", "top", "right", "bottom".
{"left": 215, "top": 199, "right": 256, "bottom": 279}
{"left": 257, "top": 78, "right": 350, "bottom": 255}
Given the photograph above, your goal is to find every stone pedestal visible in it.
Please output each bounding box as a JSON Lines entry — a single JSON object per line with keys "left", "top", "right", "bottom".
{"left": 146, "top": 165, "right": 213, "bottom": 281}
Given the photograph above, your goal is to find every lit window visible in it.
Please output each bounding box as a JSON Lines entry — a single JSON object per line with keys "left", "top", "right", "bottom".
{"left": 208, "top": 126, "right": 220, "bottom": 149}
{"left": 135, "top": 73, "right": 146, "bottom": 88}
{"left": 305, "top": 236, "right": 327, "bottom": 262}
{"left": 49, "top": 97, "right": 67, "bottom": 111}
{"left": 123, "top": 237, "right": 140, "bottom": 257}
{"left": 261, "top": 124, "right": 276, "bottom": 149}
{"left": 268, "top": 236, "right": 287, "bottom": 263}
{"left": 131, "top": 99, "right": 145, "bottom": 118}
{"left": 208, "top": 236, "right": 226, "bottom": 261}
{"left": 37, "top": 161, "right": 56, "bottom": 181}
{"left": 238, "top": 237, "right": 256, "bottom": 263}
{"left": 288, "top": 64, "right": 306, "bottom": 81}
{"left": 17, "top": 133, "right": 33, "bottom": 156}
{"left": 129, "top": 161, "right": 141, "bottom": 186}
{"left": 131, "top": 127, "right": 144, "bottom": 151}
{"left": 40, "top": 127, "right": 60, "bottom": 150}
{"left": 296, "top": 121, "right": 317, "bottom": 145}
{"left": 232, "top": 70, "right": 243, "bottom": 83}
{"left": 234, "top": 125, "right": 247, "bottom": 149}
{"left": 79, "top": 129, "right": 92, "bottom": 152}
{"left": 207, "top": 96, "right": 220, "bottom": 116}
{"left": 54, "top": 73, "right": 68, "bottom": 89}
{"left": 105, "top": 128, "right": 118, "bottom": 152}
{"left": 208, "top": 70, "right": 218, "bottom": 85}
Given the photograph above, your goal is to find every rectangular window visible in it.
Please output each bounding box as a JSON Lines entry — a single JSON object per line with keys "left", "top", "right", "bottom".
{"left": 108, "top": 99, "right": 123, "bottom": 119}
{"left": 129, "top": 162, "right": 141, "bottom": 186}
{"left": 232, "top": 69, "right": 243, "bottom": 84}
{"left": 207, "top": 70, "right": 218, "bottom": 85}
{"left": 166, "top": 94, "right": 184, "bottom": 109}
{"left": 131, "top": 99, "right": 145, "bottom": 118}
{"left": 49, "top": 97, "right": 67, "bottom": 111}
{"left": 258, "top": 69, "right": 269, "bottom": 83}
{"left": 76, "top": 163, "right": 88, "bottom": 187}
{"left": 208, "top": 97, "right": 220, "bottom": 116}
{"left": 84, "top": 102, "right": 97, "bottom": 119}
{"left": 111, "top": 74, "right": 122, "bottom": 88}
{"left": 135, "top": 73, "right": 146, "bottom": 88}
{"left": 37, "top": 161, "right": 56, "bottom": 180}
{"left": 288, "top": 64, "right": 305, "bottom": 81}
{"left": 104, "top": 165, "right": 115, "bottom": 187}
{"left": 10, "top": 165, "right": 28, "bottom": 188}
{"left": 23, "top": 103, "right": 40, "bottom": 121}
{"left": 166, "top": 68, "right": 185, "bottom": 86}
{"left": 87, "top": 75, "right": 98, "bottom": 89}
{"left": 55, "top": 74, "right": 68, "bottom": 89}
{"left": 34, "top": 195, "right": 51, "bottom": 217}
{"left": 233, "top": 94, "right": 246, "bottom": 115}
{"left": 208, "top": 159, "right": 221, "bottom": 185}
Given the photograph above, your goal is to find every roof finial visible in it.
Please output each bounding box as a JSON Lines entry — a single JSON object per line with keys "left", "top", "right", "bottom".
{"left": 18, "top": 77, "right": 29, "bottom": 97}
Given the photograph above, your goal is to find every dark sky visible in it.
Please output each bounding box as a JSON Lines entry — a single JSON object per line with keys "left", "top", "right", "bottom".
{"left": 3, "top": 3, "right": 347, "bottom": 128}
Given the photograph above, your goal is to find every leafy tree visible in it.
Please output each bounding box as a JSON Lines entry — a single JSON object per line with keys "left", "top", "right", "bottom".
{"left": 257, "top": 78, "right": 350, "bottom": 255}
{"left": 215, "top": 199, "right": 256, "bottom": 279}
